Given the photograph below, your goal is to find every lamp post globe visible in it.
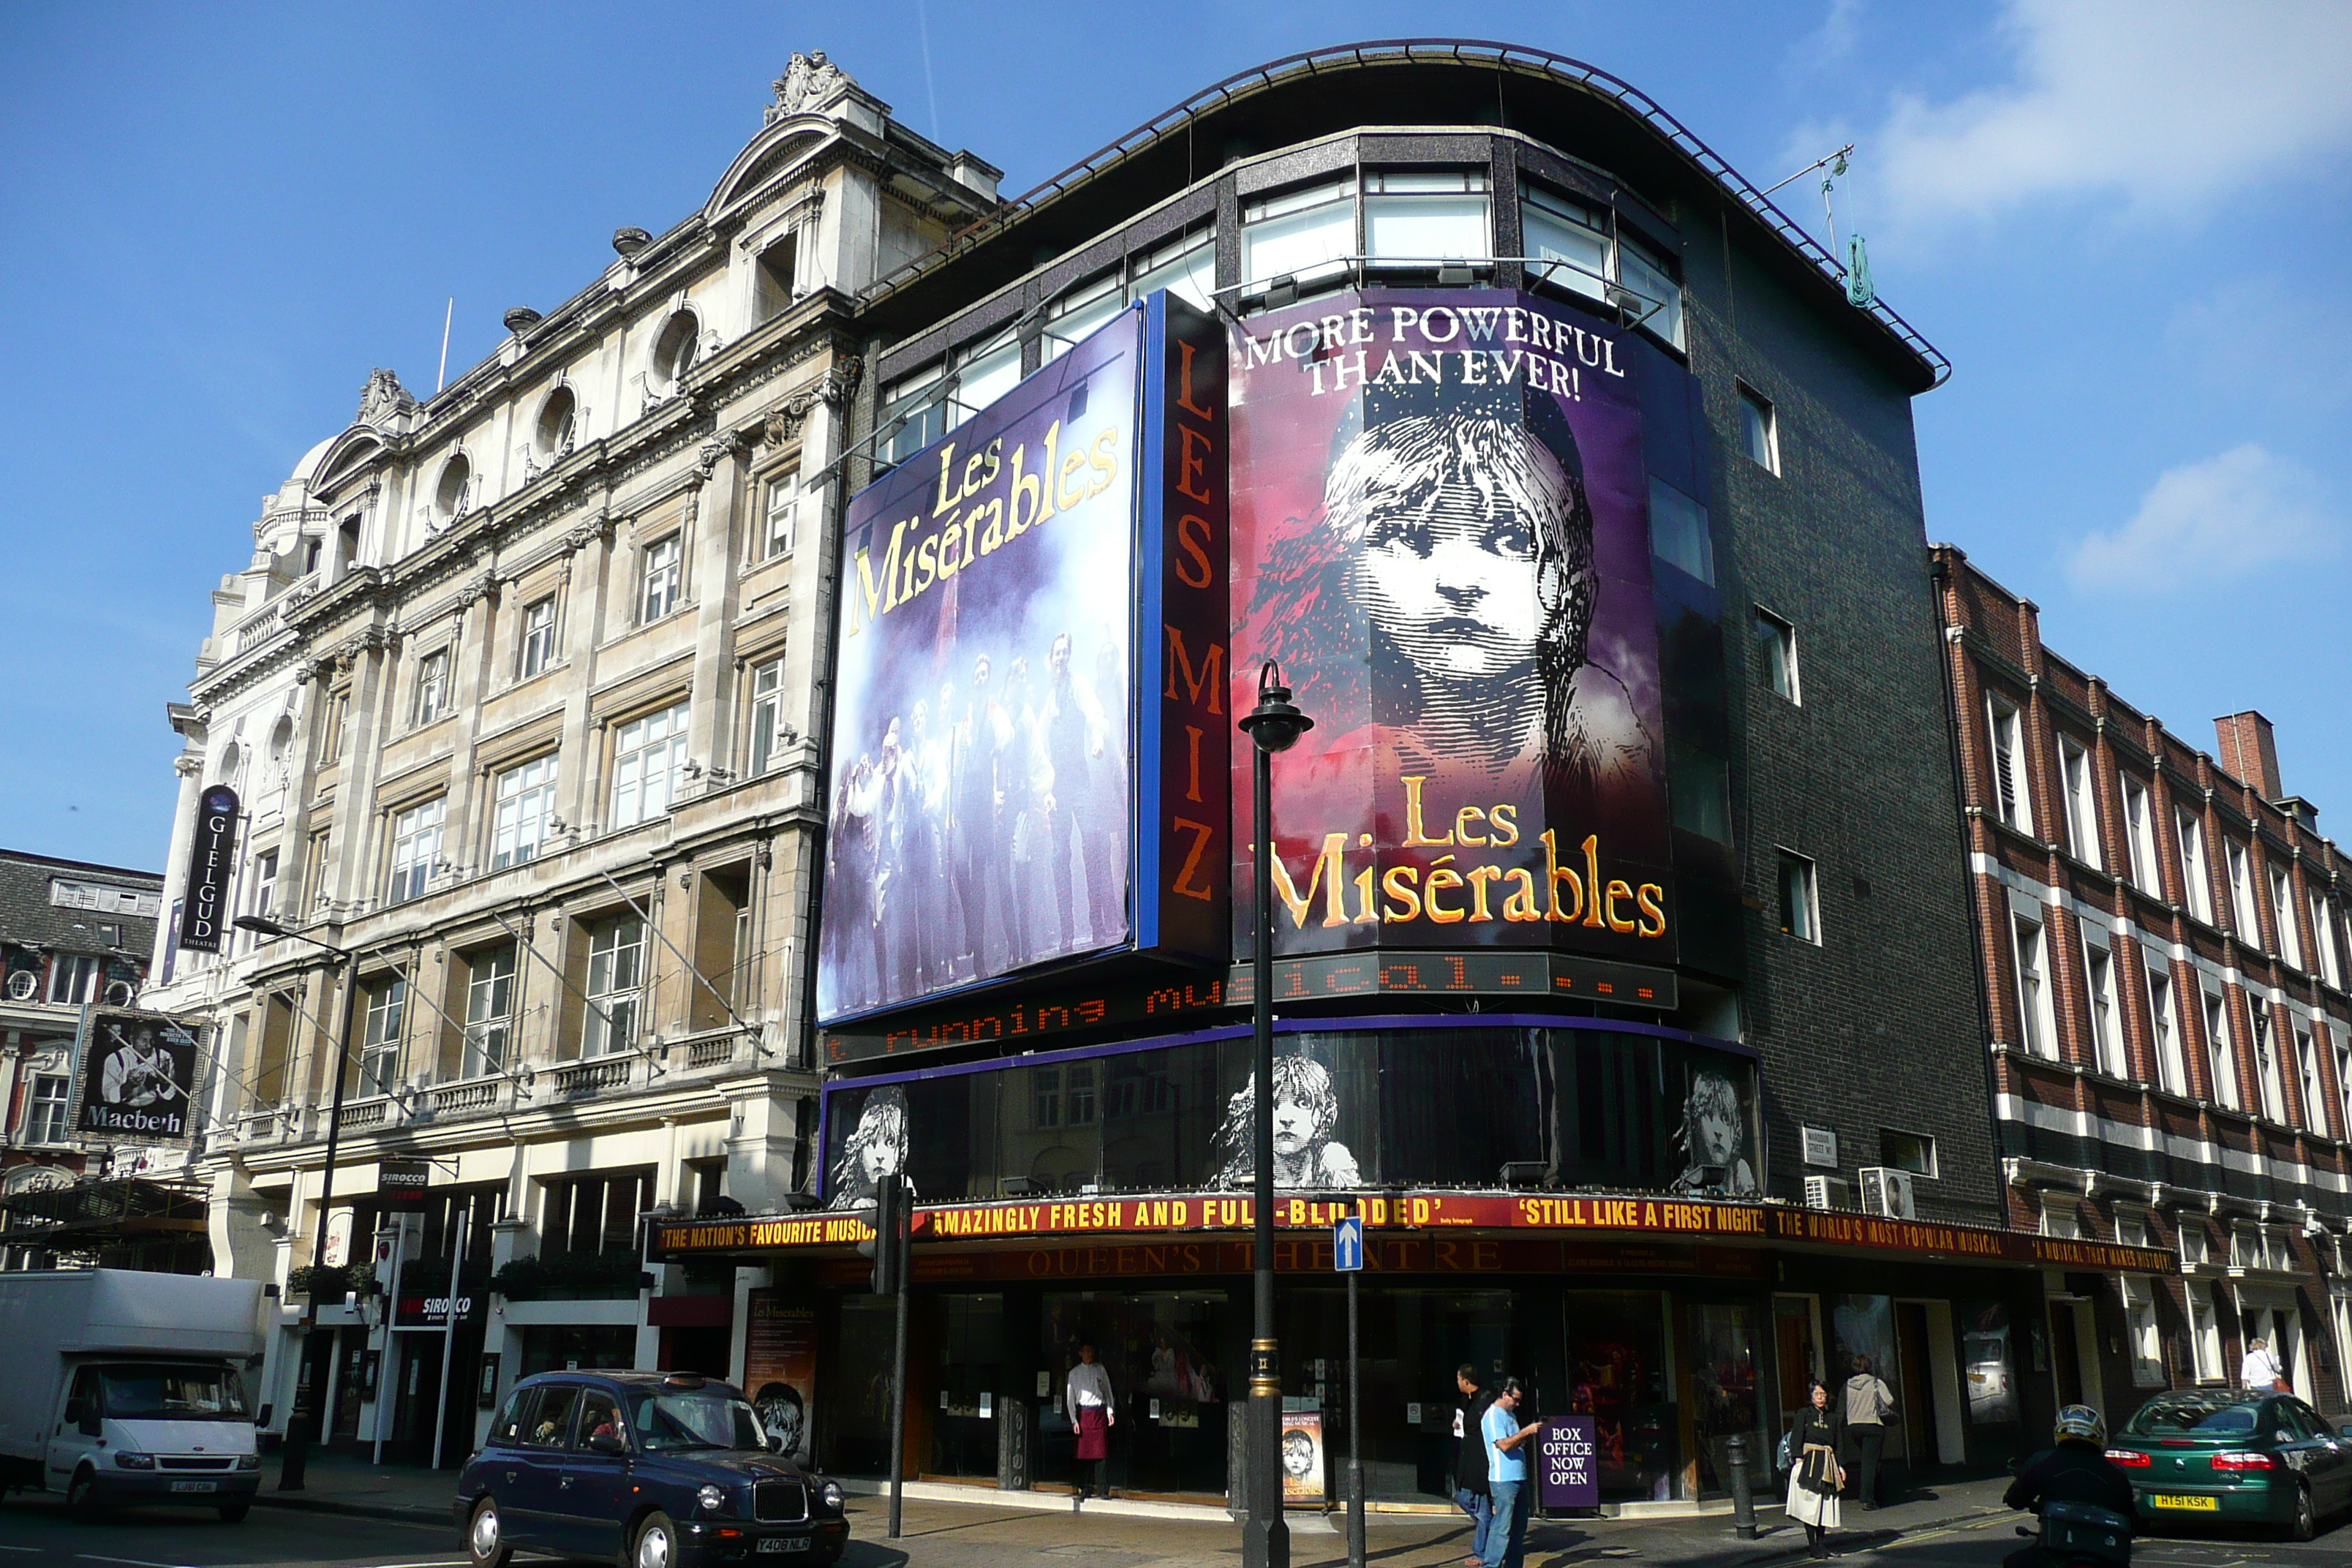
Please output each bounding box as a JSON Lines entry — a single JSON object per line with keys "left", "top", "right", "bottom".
{"left": 1238, "top": 660, "right": 1309, "bottom": 1568}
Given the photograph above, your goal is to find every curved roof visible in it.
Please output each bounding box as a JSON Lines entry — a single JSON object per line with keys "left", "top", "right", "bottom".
{"left": 863, "top": 39, "right": 1948, "bottom": 392}
{"left": 289, "top": 434, "right": 336, "bottom": 486}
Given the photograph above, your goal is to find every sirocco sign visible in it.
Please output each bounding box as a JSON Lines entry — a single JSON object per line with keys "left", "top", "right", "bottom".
{"left": 176, "top": 784, "right": 240, "bottom": 954}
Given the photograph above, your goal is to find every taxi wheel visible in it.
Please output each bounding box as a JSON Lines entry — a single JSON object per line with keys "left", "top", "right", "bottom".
{"left": 467, "top": 1495, "right": 514, "bottom": 1568}
{"left": 633, "top": 1509, "right": 679, "bottom": 1568}
{"left": 2284, "top": 1482, "right": 2315, "bottom": 1542}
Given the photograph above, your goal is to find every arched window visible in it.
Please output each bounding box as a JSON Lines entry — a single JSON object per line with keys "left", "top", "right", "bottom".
{"left": 654, "top": 312, "right": 700, "bottom": 389}
{"left": 536, "top": 386, "right": 577, "bottom": 457}
{"left": 435, "top": 454, "right": 471, "bottom": 521}
{"left": 216, "top": 742, "right": 242, "bottom": 783}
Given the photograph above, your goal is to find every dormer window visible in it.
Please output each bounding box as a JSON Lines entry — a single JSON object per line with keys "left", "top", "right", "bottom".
{"left": 535, "top": 386, "right": 577, "bottom": 458}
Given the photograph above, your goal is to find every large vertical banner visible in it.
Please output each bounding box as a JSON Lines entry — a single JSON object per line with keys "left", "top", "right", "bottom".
{"left": 178, "top": 784, "right": 239, "bottom": 954}
{"left": 72, "top": 1007, "right": 201, "bottom": 1144}
{"left": 818, "top": 298, "right": 1233, "bottom": 1027}
{"left": 1228, "top": 290, "right": 1673, "bottom": 964}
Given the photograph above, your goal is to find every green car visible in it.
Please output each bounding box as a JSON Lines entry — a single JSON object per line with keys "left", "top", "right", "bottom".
{"left": 2106, "top": 1390, "right": 2352, "bottom": 1541}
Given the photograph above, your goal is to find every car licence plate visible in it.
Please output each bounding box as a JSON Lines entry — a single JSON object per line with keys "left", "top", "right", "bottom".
{"left": 756, "top": 1539, "right": 811, "bottom": 1554}
{"left": 170, "top": 1480, "right": 219, "bottom": 1493}
{"left": 2152, "top": 1494, "right": 2217, "bottom": 1511}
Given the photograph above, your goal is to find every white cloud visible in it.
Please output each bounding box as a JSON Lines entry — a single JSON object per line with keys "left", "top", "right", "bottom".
{"left": 2066, "top": 444, "right": 2337, "bottom": 595}
{"left": 1874, "top": 0, "right": 2352, "bottom": 227}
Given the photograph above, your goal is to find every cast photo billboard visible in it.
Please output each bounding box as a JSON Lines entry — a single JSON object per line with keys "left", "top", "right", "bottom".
{"left": 72, "top": 1006, "right": 201, "bottom": 1145}
{"left": 1229, "top": 290, "right": 1673, "bottom": 965}
{"left": 818, "top": 295, "right": 1229, "bottom": 1025}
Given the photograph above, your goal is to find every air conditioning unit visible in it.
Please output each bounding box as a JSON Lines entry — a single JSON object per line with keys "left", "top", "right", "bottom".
{"left": 1858, "top": 1166, "right": 1917, "bottom": 1220}
{"left": 1803, "top": 1175, "right": 1851, "bottom": 1212}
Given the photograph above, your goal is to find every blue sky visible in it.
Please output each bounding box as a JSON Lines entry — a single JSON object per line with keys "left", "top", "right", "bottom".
{"left": 3, "top": 1, "right": 2346, "bottom": 872}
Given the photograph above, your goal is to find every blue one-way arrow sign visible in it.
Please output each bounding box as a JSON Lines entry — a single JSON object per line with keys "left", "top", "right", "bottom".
{"left": 1333, "top": 1214, "right": 1364, "bottom": 1273}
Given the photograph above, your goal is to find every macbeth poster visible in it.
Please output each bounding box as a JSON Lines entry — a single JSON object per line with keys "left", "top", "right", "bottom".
{"left": 1229, "top": 290, "right": 1673, "bottom": 963}
{"left": 73, "top": 1006, "right": 201, "bottom": 1145}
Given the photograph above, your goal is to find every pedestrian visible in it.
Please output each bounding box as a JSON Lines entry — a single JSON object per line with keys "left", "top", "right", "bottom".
{"left": 2239, "top": 1335, "right": 2287, "bottom": 1393}
{"left": 1450, "top": 1364, "right": 1494, "bottom": 1565}
{"left": 1066, "top": 1343, "right": 1115, "bottom": 1499}
{"left": 1842, "top": 1354, "right": 1896, "bottom": 1509}
{"left": 1787, "top": 1379, "right": 1847, "bottom": 1560}
{"left": 1480, "top": 1377, "right": 1542, "bottom": 1568}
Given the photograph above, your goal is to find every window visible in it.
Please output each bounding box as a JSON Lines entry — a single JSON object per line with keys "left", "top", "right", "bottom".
{"left": 2121, "top": 1276, "right": 2165, "bottom": 1388}
{"left": 638, "top": 535, "right": 682, "bottom": 623}
{"left": 1754, "top": 608, "right": 1800, "bottom": 703}
{"left": 2188, "top": 1292, "right": 2223, "bottom": 1381}
{"left": 1128, "top": 231, "right": 1215, "bottom": 313}
{"left": 2059, "top": 739, "right": 2100, "bottom": 870}
{"left": 1987, "top": 696, "right": 2032, "bottom": 832}
{"left": 2310, "top": 893, "right": 2342, "bottom": 987}
{"left": 519, "top": 597, "right": 558, "bottom": 679}
{"left": 463, "top": 946, "right": 516, "bottom": 1078}
{"left": 2202, "top": 988, "right": 2239, "bottom": 1109}
{"left": 361, "top": 978, "right": 405, "bottom": 1097}
{"left": 522, "top": 1384, "right": 579, "bottom": 1447}
{"left": 878, "top": 365, "right": 947, "bottom": 468}
{"left": 762, "top": 471, "right": 799, "bottom": 561}
{"left": 2337, "top": 1033, "right": 2352, "bottom": 1139}
{"left": 1041, "top": 230, "right": 1214, "bottom": 366}
{"left": 386, "top": 796, "right": 445, "bottom": 905}
{"left": 654, "top": 312, "right": 700, "bottom": 390}
{"left": 1520, "top": 187, "right": 1610, "bottom": 303}
{"left": 543, "top": 1170, "right": 655, "bottom": 1258}
{"left": 248, "top": 849, "right": 280, "bottom": 943}
{"left": 2179, "top": 1224, "right": 2210, "bottom": 1269}
{"left": 2013, "top": 913, "right": 2057, "bottom": 1058}
{"left": 1616, "top": 230, "right": 1685, "bottom": 350}
{"left": 2269, "top": 865, "right": 2302, "bottom": 968}
{"left": 1362, "top": 168, "right": 1488, "bottom": 266}
{"left": 47, "top": 954, "right": 99, "bottom": 1005}
{"left": 2038, "top": 1195, "right": 2080, "bottom": 1240}
{"left": 2176, "top": 808, "right": 2212, "bottom": 922}
{"left": 2294, "top": 1028, "right": 2322, "bottom": 1131}
{"left": 2122, "top": 776, "right": 2159, "bottom": 894}
{"left": 1738, "top": 385, "right": 1779, "bottom": 474}
{"left": 535, "top": 386, "right": 577, "bottom": 458}
{"left": 313, "top": 686, "right": 347, "bottom": 769}
{"left": 755, "top": 235, "right": 798, "bottom": 319}
{"left": 2147, "top": 964, "right": 2187, "bottom": 1095}
{"left": 413, "top": 649, "right": 451, "bottom": 726}
{"left": 1879, "top": 1130, "right": 1936, "bottom": 1177}
{"left": 609, "top": 700, "right": 690, "bottom": 829}
{"left": 1667, "top": 741, "right": 1732, "bottom": 843}
{"left": 434, "top": 455, "right": 470, "bottom": 522}
{"left": 748, "top": 657, "right": 791, "bottom": 777}
{"left": 1778, "top": 851, "right": 1819, "bottom": 943}
{"left": 946, "top": 330, "right": 1021, "bottom": 429}
{"left": 1242, "top": 178, "right": 1354, "bottom": 292}
{"left": 584, "top": 916, "right": 645, "bottom": 1057}
{"left": 1648, "top": 478, "right": 1714, "bottom": 585}
{"left": 2085, "top": 942, "right": 2127, "bottom": 1077}
{"left": 489, "top": 754, "right": 559, "bottom": 870}
{"left": 24, "top": 1074, "right": 69, "bottom": 1145}
{"left": 2251, "top": 1003, "right": 2286, "bottom": 1123}
{"left": 2225, "top": 840, "right": 2259, "bottom": 941}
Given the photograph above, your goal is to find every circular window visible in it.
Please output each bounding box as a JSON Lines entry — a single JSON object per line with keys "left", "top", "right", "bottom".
{"left": 435, "top": 454, "right": 471, "bottom": 520}
{"left": 536, "top": 386, "right": 577, "bottom": 456}
{"left": 105, "top": 979, "right": 136, "bottom": 1007}
{"left": 5, "top": 971, "right": 35, "bottom": 1002}
{"left": 654, "top": 312, "right": 700, "bottom": 388}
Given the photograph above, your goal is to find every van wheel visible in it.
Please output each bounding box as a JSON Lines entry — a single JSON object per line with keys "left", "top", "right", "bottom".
{"left": 633, "top": 1509, "right": 679, "bottom": 1568}
{"left": 217, "top": 1499, "right": 251, "bottom": 1523}
{"left": 2285, "top": 1483, "right": 2315, "bottom": 1542}
{"left": 467, "top": 1496, "right": 513, "bottom": 1568}
{"left": 66, "top": 1468, "right": 101, "bottom": 1520}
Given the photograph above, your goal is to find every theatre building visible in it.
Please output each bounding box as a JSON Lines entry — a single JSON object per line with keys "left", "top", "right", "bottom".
{"left": 649, "top": 41, "right": 2174, "bottom": 1512}
{"left": 1937, "top": 546, "right": 2352, "bottom": 1417}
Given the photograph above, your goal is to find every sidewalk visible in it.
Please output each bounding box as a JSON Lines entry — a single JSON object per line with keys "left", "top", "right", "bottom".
{"left": 252, "top": 1450, "right": 2015, "bottom": 1566}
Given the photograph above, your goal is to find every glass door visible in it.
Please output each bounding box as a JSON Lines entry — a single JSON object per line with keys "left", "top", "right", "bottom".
{"left": 1566, "top": 1290, "right": 1681, "bottom": 1503}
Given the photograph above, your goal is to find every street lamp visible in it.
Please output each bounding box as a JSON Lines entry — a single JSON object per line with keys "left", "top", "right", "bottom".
{"left": 235, "top": 913, "right": 361, "bottom": 1493}
{"left": 1236, "top": 661, "right": 1311, "bottom": 1568}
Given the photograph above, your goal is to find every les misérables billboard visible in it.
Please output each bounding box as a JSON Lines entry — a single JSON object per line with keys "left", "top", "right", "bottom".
{"left": 1229, "top": 289, "right": 1674, "bottom": 966}
{"left": 818, "top": 296, "right": 1229, "bottom": 1025}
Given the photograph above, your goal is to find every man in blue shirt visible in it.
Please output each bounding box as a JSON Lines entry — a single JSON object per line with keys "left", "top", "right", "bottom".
{"left": 1480, "top": 1378, "right": 1542, "bottom": 1568}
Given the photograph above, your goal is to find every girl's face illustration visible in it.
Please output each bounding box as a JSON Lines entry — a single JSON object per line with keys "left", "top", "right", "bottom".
{"left": 856, "top": 1109, "right": 905, "bottom": 1181}
{"left": 1354, "top": 481, "right": 1545, "bottom": 684}
{"left": 1270, "top": 1090, "right": 1320, "bottom": 1156}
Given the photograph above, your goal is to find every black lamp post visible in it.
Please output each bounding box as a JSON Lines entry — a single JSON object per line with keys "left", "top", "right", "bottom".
{"left": 1237, "top": 661, "right": 1311, "bottom": 1568}
{"left": 236, "top": 914, "right": 361, "bottom": 1493}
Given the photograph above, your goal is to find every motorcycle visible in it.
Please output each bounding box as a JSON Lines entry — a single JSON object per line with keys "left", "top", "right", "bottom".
{"left": 2015, "top": 1501, "right": 2133, "bottom": 1568}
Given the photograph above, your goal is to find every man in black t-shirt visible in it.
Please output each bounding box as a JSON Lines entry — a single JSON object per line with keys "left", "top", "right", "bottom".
{"left": 1452, "top": 1365, "right": 1496, "bottom": 1562}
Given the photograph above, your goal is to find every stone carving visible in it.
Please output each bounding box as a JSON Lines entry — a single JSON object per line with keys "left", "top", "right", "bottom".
{"left": 763, "top": 357, "right": 863, "bottom": 448}
{"left": 356, "top": 368, "right": 418, "bottom": 428}
{"left": 767, "top": 51, "right": 853, "bottom": 124}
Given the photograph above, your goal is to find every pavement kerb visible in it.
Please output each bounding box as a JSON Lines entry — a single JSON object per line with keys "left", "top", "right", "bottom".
{"left": 1683, "top": 1501, "right": 2017, "bottom": 1568}
{"left": 249, "top": 1490, "right": 451, "bottom": 1526}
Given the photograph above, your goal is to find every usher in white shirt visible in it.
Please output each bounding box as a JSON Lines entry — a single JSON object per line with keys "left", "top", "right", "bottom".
{"left": 1066, "top": 1362, "right": 1115, "bottom": 1424}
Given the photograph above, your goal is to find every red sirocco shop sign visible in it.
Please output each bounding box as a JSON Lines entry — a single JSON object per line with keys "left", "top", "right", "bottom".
{"left": 648, "top": 1191, "right": 2178, "bottom": 1284}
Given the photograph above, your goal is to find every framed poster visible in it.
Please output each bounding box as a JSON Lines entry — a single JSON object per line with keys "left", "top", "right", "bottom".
{"left": 1281, "top": 1408, "right": 1326, "bottom": 1503}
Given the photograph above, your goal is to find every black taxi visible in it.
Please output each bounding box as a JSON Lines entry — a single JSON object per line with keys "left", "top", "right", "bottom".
{"left": 456, "top": 1371, "right": 848, "bottom": 1568}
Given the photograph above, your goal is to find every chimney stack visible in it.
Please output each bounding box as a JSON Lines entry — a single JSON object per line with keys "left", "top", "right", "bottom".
{"left": 2214, "top": 711, "right": 2284, "bottom": 801}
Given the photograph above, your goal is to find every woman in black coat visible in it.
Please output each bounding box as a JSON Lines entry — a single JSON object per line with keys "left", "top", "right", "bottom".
{"left": 1784, "top": 1379, "right": 1847, "bottom": 1558}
